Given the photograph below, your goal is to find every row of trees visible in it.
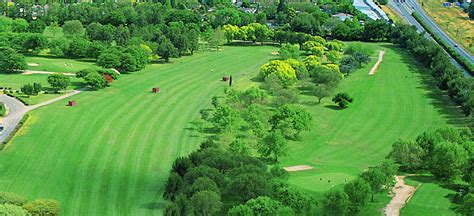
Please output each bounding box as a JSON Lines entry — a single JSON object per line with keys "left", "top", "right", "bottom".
{"left": 0, "top": 192, "right": 60, "bottom": 216}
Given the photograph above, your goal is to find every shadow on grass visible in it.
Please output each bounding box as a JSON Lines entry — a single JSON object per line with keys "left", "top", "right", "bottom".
{"left": 325, "top": 104, "right": 341, "bottom": 110}
{"left": 381, "top": 44, "right": 473, "bottom": 131}
{"left": 142, "top": 202, "right": 166, "bottom": 210}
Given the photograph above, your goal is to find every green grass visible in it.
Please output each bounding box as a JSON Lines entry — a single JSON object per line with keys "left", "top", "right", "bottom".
{"left": 43, "top": 26, "right": 64, "bottom": 39}
{"left": 0, "top": 46, "right": 277, "bottom": 215}
{"left": 402, "top": 175, "right": 458, "bottom": 216}
{"left": 283, "top": 42, "right": 468, "bottom": 213}
{"left": 25, "top": 56, "right": 99, "bottom": 73}
{"left": 0, "top": 73, "right": 85, "bottom": 105}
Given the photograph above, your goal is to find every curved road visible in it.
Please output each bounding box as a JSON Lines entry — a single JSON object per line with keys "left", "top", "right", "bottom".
{"left": 0, "top": 89, "right": 83, "bottom": 144}
{"left": 389, "top": 0, "right": 473, "bottom": 77}
{"left": 0, "top": 95, "right": 27, "bottom": 144}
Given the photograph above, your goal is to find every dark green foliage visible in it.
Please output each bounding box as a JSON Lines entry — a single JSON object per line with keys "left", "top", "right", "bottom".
{"left": 320, "top": 189, "right": 350, "bottom": 216}
{"left": 23, "top": 199, "right": 61, "bottom": 216}
{"left": 0, "top": 47, "right": 27, "bottom": 72}
{"left": 332, "top": 92, "right": 353, "bottom": 109}
{"left": 0, "top": 192, "right": 27, "bottom": 206}
{"left": 47, "top": 73, "right": 70, "bottom": 91}
{"left": 270, "top": 104, "right": 312, "bottom": 140}
{"left": 20, "top": 83, "right": 42, "bottom": 96}
{"left": 190, "top": 190, "right": 222, "bottom": 215}
{"left": 389, "top": 140, "right": 424, "bottom": 171}
{"left": 344, "top": 178, "right": 371, "bottom": 212}
{"left": 157, "top": 38, "right": 178, "bottom": 62}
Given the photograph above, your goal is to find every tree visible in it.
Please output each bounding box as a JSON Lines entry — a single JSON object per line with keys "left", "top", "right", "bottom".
{"left": 0, "top": 16, "right": 12, "bottom": 32}
{"left": 211, "top": 27, "right": 225, "bottom": 50}
{"left": 320, "top": 189, "right": 349, "bottom": 216}
{"left": 275, "top": 187, "right": 317, "bottom": 215}
{"left": 157, "top": 38, "right": 178, "bottom": 62}
{"left": 327, "top": 50, "right": 343, "bottom": 63}
{"left": 245, "top": 196, "right": 284, "bottom": 215}
{"left": 98, "top": 48, "right": 121, "bottom": 69}
{"left": 228, "top": 204, "right": 253, "bottom": 216}
{"left": 361, "top": 168, "right": 385, "bottom": 202}
{"left": 47, "top": 74, "right": 70, "bottom": 92}
{"left": 344, "top": 178, "right": 371, "bottom": 212}
{"left": 279, "top": 43, "right": 300, "bottom": 60}
{"left": 332, "top": 93, "right": 353, "bottom": 109}
{"left": 84, "top": 71, "right": 107, "bottom": 89}
{"left": 364, "top": 19, "right": 391, "bottom": 41}
{"left": 0, "top": 47, "right": 27, "bottom": 73}
{"left": 190, "top": 190, "right": 222, "bottom": 215}
{"left": 225, "top": 173, "right": 272, "bottom": 201}
{"left": 270, "top": 104, "right": 312, "bottom": 140}
{"left": 223, "top": 24, "right": 239, "bottom": 43}
{"left": 12, "top": 18, "right": 28, "bottom": 33}
{"left": 290, "top": 12, "right": 316, "bottom": 34}
{"left": 0, "top": 192, "right": 27, "bottom": 206}
{"left": 389, "top": 140, "right": 424, "bottom": 171}
{"left": 65, "top": 37, "right": 90, "bottom": 58}
{"left": 258, "top": 130, "right": 287, "bottom": 162}
{"left": 313, "top": 84, "right": 332, "bottom": 103}
{"left": 163, "top": 172, "right": 184, "bottom": 200}
{"left": 28, "top": 20, "right": 46, "bottom": 33}
{"left": 23, "top": 199, "right": 60, "bottom": 216}
{"left": 210, "top": 104, "right": 241, "bottom": 132}
{"left": 430, "top": 141, "right": 469, "bottom": 180}
{"left": 0, "top": 203, "right": 29, "bottom": 216}
{"left": 62, "top": 20, "right": 85, "bottom": 37}
{"left": 467, "top": 3, "right": 474, "bottom": 19}
{"left": 353, "top": 51, "right": 370, "bottom": 67}
{"left": 21, "top": 83, "right": 41, "bottom": 96}
{"left": 259, "top": 60, "right": 297, "bottom": 87}
{"left": 187, "top": 177, "right": 220, "bottom": 196}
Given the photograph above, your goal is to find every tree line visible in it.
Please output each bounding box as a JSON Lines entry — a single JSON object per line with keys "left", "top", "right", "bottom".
{"left": 389, "top": 126, "right": 473, "bottom": 215}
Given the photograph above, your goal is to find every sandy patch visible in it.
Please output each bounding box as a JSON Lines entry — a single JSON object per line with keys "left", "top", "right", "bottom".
{"left": 382, "top": 175, "right": 417, "bottom": 216}
{"left": 21, "top": 70, "right": 75, "bottom": 76}
{"left": 369, "top": 50, "right": 385, "bottom": 76}
{"left": 271, "top": 51, "right": 279, "bottom": 55}
{"left": 284, "top": 165, "right": 314, "bottom": 172}
{"left": 27, "top": 63, "right": 39, "bottom": 67}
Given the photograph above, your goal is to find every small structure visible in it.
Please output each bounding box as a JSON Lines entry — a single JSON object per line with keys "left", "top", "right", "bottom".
{"left": 68, "top": 101, "right": 77, "bottom": 106}
{"left": 152, "top": 87, "right": 160, "bottom": 93}
{"left": 222, "top": 76, "right": 229, "bottom": 81}
{"left": 103, "top": 74, "right": 113, "bottom": 83}
{"left": 332, "top": 13, "right": 354, "bottom": 21}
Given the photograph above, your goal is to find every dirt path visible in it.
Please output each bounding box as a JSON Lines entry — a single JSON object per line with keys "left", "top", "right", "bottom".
{"left": 369, "top": 50, "right": 385, "bottom": 76}
{"left": 382, "top": 176, "right": 417, "bottom": 216}
{"left": 21, "top": 70, "right": 75, "bottom": 76}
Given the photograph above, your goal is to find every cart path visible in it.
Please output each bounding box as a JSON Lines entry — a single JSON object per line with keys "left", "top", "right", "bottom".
{"left": 382, "top": 175, "right": 417, "bottom": 216}
{"left": 0, "top": 89, "right": 85, "bottom": 144}
{"left": 369, "top": 50, "right": 385, "bottom": 76}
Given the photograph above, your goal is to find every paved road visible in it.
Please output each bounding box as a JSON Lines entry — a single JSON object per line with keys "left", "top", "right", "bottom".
{"left": 0, "top": 89, "right": 84, "bottom": 144}
{"left": 388, "top": 0, "right": 473, "bottom": 77}
{"left": 0, "top": 95, "right": 27, "bottom": 144}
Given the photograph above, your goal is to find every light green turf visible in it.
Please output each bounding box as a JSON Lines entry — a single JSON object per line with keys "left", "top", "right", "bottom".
{"left": 0, "top": 46, "right": 277, "bottom": 215}
{"left": 402, "top": 176, "right": 457, "bottom": 216}
{"left": 283, "top": 42, "right": 468, "bottom": 214}
{"left": 25, "top": 56, "right": 99, "bottom": 73}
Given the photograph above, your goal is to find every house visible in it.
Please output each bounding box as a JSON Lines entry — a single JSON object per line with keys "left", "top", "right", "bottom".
{"left": 332, "top": 13, "right": 354, "bottom": 21}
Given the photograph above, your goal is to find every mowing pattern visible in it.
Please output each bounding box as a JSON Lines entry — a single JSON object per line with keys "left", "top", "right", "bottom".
{"left": 0, "top": 46, "right": 275, "bottom": 215}
{"left": 284, "top": 43, "right": 467, "bottom": 198}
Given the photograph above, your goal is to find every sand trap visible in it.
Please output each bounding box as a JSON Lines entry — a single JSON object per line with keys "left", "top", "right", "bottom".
{"left": 382, "top": 175, "right": 417, "bottom": 216}
{"left": 21, "top": 70, "right": 75, "bottom": 76}
{"left": 369, "top": 50, "right": 385, "bottom": 76}
{"left": 284, "top": 165, "right": 314, "bottom": 172}
{"left": 27, "top": 63, "right": 39, "bottom": 67}
{"left": 270, "top": 51, "right": 279, "bottom": 55}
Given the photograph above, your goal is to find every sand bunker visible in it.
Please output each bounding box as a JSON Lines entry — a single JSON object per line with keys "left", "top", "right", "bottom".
{"left": 27, "top": 63, "right": 39, "bottom": 67}
{"left": 284, "top": 165, "right": 314, "bottom": 172}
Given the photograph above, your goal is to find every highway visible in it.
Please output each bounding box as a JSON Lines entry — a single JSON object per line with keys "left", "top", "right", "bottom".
{"left": 388, "top": 0, "right": 473, "bottom": 77}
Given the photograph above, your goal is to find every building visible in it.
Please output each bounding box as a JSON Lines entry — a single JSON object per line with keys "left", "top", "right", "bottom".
{"left": 353, "top": 0, "right": 390, "bottom": 21}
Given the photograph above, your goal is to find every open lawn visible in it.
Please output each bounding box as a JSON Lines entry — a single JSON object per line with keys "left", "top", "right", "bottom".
{"left": 0, "top": 73, "right": 85, "bottom": 105}
{"left": 0, "top": 46, "right": 277, "bottom": 215}
{"left": 283, "top": 42, "right": 469, "bottom": 214}
{"left": 421, "top": 0, "right": 474, "bottom": 54}
{"left": 402, "top": 175, "right": 458, "bottom": 216}
{"left": 25, "top": 56, "right": 99, "bottom": 73}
